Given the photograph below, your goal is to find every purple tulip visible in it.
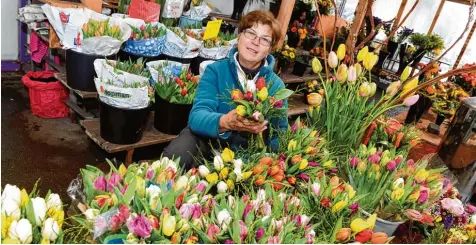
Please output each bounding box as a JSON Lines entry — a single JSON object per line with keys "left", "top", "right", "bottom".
{"left": 254, "top": 100, "right": 260, "bottom": 105}
{"left": 418, "top": 190, "right": 429, "bottom": 204}
{"left": 386, "top": 160, "right": 397, "bottom": 171}
{"left": 107, "top": 173, "right": 122, "bottom": 192}
{"left": 395, "top": 156, "right": 403, "bottom": 165}
{"left": 349, "top": 203, "right": 359, "bottom": 216}
{"left": 297, "top": 173, "right": 310, "bottom": 182}
{"left": 308, "top": 161, "right": 319, "bottom": 167}
{"left": 349, "top": 157, "right": 359, "bottom": 168}
{"left": 146, "top": 167, "right": 155, "bottom": 180}
{"left": 404, "top": 95, "right": 420, "bottom": 107}
{"left": 243, "top": 204, "right": 253, "bottom": 220}
{"left": 256, "top": 227, "right": 265, "bottom": 240}
{"left": 274, "top": 100, "right": 284, "bottom": 108}
{"left": 368, "top": 154, "right": 381, "bottom": 164}
{"left": 94, "top": 176, "right": 107, "bottom": 191}
{"left": 127, "top": 215, "right": 152, "bottom": 238}
{"left": 329, "top": 168, "right": 339, "bottom": 173}
{"left": 279, "top": 154, "right": 287, "bottom": 161}
{"left": 291, "top": 123, "right": 297, "bottom": 133}
{"left": 180, "top": 204, "right": 193, "bottom": 220}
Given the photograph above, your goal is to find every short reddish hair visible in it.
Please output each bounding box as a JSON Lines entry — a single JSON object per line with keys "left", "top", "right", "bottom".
{"left": 238, "top": 10, "right": 282, "bottom": 49}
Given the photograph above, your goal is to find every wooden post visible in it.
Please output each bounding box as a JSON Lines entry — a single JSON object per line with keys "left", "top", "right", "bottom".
{"left": 345, "top": 0, "right": 370, "bottom": 52}
{"left": 393, "top": 0, "right": 408, "bottom": 30}
{"left": 428, "top": 0, "right": 446, "bottom": 34}
{"left": 276, "top": 0, "right": 296, "bottom": 49}
{"left": 454, "top": 19, "right": 476, "bottom": 69}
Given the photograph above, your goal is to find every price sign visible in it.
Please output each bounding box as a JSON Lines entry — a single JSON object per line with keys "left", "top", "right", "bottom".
{"left": 203, "top": 19, "right": 222, "bottom": 40}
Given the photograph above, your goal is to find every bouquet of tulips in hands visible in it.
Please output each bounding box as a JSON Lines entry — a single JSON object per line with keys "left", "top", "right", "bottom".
{"left": 230, "top": 77, "right": 293, "bottom": 148}
{"left": 1, "top": 183, "right": 65, "bottom": 244}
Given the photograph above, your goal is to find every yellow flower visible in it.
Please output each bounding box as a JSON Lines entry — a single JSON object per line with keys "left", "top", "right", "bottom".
{"left": 366, "top": 214, "right": 377, "bottom": 230}
{"left": 358, "top": 161, "right": 367, "bottom": 171}
{"left": 400, "top": 66, "right": 411, "bottom": 82}
{"left": 401, "top": 78, "right": 418, "bottom": 97}
{"left": 47, "top": 208, "right": 65, "bottom": 227}
{"left": 3, "top": 238, "right": 20, "bottom": 244}
{"left": 310, "top": 130, "right": 317, "bottom": 137}
{"left": 355, "top": 63, "right": 362, "bottom": 76}
{"left": 350, "top": 218, "right": 370, "bottom": 233}
{"left": 306, "top": 93, "right": 323, "bottom": 106}
{"left": 219, "top": 167, "right": 229, "bottom": 180}
{"left": 305, "top": 147, "right": 314, "bottom": 154}
{"left": 282, "top": 51, "right": 289, "bottom": 56}
{"left": 136, "top": 176, "right": 146, "bottom": 198}
{"left": 222, "top": 148, "right": 235, "bottom": 162}
{"left": 20, "top": 189, "right": 29, "bottom": 207}
{"left": 236, "top": 105, "right": 247, "bottom": 117}
{"left": 289, "top": 52, "right": 296, "bottom": 59}
{"left": 408, "top": 190, "right": 420, "bottom": 203}
{"left": 391, "top": 188, "right": 405, "bottom": 201}
{"left": 257, "top": 87, "right": 268, "bottom": 101}
{"left": 332, "top": 200, "right": 348, "bottom": 213}
{"left": 288, "top": 139, "right": 297, "bottom": 151}
{"left": 363, "top": 52, "right": 378, "bottom": 70}
{"left": 357, "top": 46, "right": 369, "bottom": 62}
{"left": 2, "top": 214, "right": 13, "bottom": 238}
{"left": 206, "top": 172, "right": 219, "bottom": 185}
{"left": 346, "top": 185, "right": 356, "bottom": 199}
{"left": 119, "top": 164, "right": 127, "bottom": 177}
{"left": 299, "top": 159, "right": 309, "bottom": 170}
{"left": 243, "top": 171, "right": 252, "bottom": 181}
{"left": 163, "top": 214, "right": 176, "bottom": 237}
{"left": 323, "top": 160, "right": 333, "bottom": 168}
{"left": 227, "top": 179, "right": 235, "bottom": 191}
{"left": 337, "top": 44, "right": 346, "bottom": 61}
{"left": 415, "top": 169, "right": 429, "bottom": 183}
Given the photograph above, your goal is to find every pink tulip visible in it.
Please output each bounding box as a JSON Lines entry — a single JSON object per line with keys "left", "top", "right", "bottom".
{"left": 239, "top": 220, "right": 248, "bottom": 242}
{"left": 225, "top": 239, "right": 235, "bottom": 244}
{"left": 368, "top": 154, "right": 381, "bottom": 164}
{"left": 179, "top": 203, "right": 193, "bottom": 220}
{"left": 140, "top": 25, "right": 145, "bottom": 31}
{"left": 349, "top": 157, "right": 359, "bottom": 168}
{"left": 404, "top": 94, "right": 420, "bottom": 107}
{"left": 274, "top": 100, "right": 284, "bottom": 108}
{"left": 107, "top": 173, "right": 122, "bottom": 192}
{"left": 395, "top": 156, "right": 403, "bottom": 165}
{"left": 267, "top": 236, "right": 280, "bottom": 244}
{"left": 242, "top": 194, "right": 250, "bottom": 203}
{"left": 349, "top": 203, "right": 359, "bottom": 216}
{"left": 191, "top": 204, "right": 202, "bottom": 219}
{"left": 347, "top": 65, "right": 357, "bottom": 84}
{"left": 262, "top": 202, "right": 272, "bottom": 216}
{"left": 207, "top": 224, "right": 220, "bottom": 241}
{"left": 291, "top": 123, "right": 298, "bottom": 133}
{"left": 253, "top": 111, "right": 262, "bottom": 121}
{"left": 418, "top": 189, "right": 429, "bottom": 204}
{"left": 243, "top": 204, "right": 253, "bottom": 220}
{"left": 328, "top": 52, "right": 338, "bottom": 68}
{"left": 120, "top": 203, "right": 130, "bottom": 220}
{"left": 146, "top": 167, "right": 155, "bottom": 180}
{"left": 311, "top": 183, "right": 321, "bottom": 196}
{"left": 94, "top": 176, "right": 107, "bottom": 191}
{"left": 127, "top": 215, "right": 152, "bottom": 238}
{"left": 120, "top": 184, "right": 128, "bottom": 195}
{"left": 308, "top": 161, "right": 319, "bottom": 167}
{"left": 110, "top": 213, "right": 125, "bottom": 231}
{"left": 256, "top": 227, "right": 265, "bottom": 240}
{"left": 407, "top": 159, "right": 415, "bottom": 167}
{"left": 386, "top": 160, "right": 397, "bottom": 171}
{"left": 195, "top": 181, "right": 207, "bottom": 192}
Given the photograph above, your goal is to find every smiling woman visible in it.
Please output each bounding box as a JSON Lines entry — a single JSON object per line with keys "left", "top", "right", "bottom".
{"left": 163, "top": 10, "right": 288, "bottom": 169}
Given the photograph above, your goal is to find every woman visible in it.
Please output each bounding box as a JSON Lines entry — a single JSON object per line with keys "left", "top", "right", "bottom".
{"left": 164, "top": 10, "right": 288, "bottom": 168}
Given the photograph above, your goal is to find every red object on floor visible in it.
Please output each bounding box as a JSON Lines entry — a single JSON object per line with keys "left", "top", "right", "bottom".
{"left": 22, "top": 71, "right": 69, "bottom": 118}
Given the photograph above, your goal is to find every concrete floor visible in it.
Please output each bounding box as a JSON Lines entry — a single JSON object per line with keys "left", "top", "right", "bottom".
{"left": 1, "top": 74, "right": 166, "bottom": 202}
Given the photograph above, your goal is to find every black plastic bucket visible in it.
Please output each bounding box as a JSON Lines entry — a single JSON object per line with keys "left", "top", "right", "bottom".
{"left": 66, "top": 49, "right": 117, "bottom": 92}
{"left": 292, "top": 60, "right": 309, "bottom": 77}
{"left": 154, "top": 94, "right": 192, "bottom": 135}
{"left": 117, "top": 49, "right": 164, "bottom": 64}
{"left": 99, "top": 100, "right": 150, "bottom": 144}
{"left": 190, "top": 56, "right": 217, "bottom": 75}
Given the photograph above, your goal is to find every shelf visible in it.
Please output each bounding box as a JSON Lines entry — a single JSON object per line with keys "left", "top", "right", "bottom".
{"left": 280, "top": 72, "right": 321, "bottom": 84}
{"left": 287, "top": 95, "right": 308, "bottom": 117}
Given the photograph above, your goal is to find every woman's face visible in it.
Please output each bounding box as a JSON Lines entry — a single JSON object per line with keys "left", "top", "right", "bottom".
{"left": 237, "top": 23, "right": 273, "bottom": 64}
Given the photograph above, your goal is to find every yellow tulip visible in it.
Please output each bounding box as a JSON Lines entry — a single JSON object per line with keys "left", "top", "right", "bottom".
{"left": 400, "top": 66, "right": 411, "bottom": 82}
{"left": 336, "top": 64, "right": 348, "bottom": 83}
{"left": 323, "top": 160, "right": 333, "bottom": 168}
{"left": 337, "top": 44, "right": 346, "bottom": 61}
{"left": 366, "top": 214, "right": 377, "bottom": 230}
{"left": 346, "top": 185, "right": 356, "bottom": 199}
{"left": 401, "top": 78, "right": 418, "bottom": 97}
{"left": 357, "top": 46, "right": 369, "bottom": 62}
{"left": 221, "top": 148, "right": 235, "bottom": 162}
{"left": 355, "top": 63, "right": 362, "bottom": 76}
{"left": 299, "top": 159, "right": 309, "bottom": 170}
{"left": 226, "top": 179, "right": 235, "bottom": 191}
{"left": 20, "top": 189, "right": 29, "bottom": 207}
{"left": 358, "top": 161, "right": 367, "bottom": 171}
{"left": 257, "top": 87, "right": 268, "bottom": 101}
{"left": 219, "top": 167, "right": 229, "bottom": 180}
{"left": 163, "top": 214, "right": 176, "bottom": 237}
{"left": 136, "top": 176, "right": 146, "bottom": 198}
{"left": 242, "top": 171, "right": 252, "bottom": 181}
{"left": 236, "top": 105, "right": 246, "bottom": 117}
{"left": 2, "top": 214, "right": 12, "bottom": 238}
{"left": 408, "top": 190, "right": 420, "bottom": 203}
{"left": 391, "top": 188, "right": 405, "bottom": 201}
{"left": 288, "top": 139, "right": 297, "bottom": 151}
{"left": 47, "top": 208, "right": 65, "bottom": 227}
{"left": 307, "top": 93, "right": 323, "bottom": 106}
{"left": 310, "top": 130, "right": 317, "bottom": 137}
{"left": 350, "top": 218, "right": 370, "bottom": 233}
{"left": 119, "top": 164, "right": 127, "bottom": 177}
{"left": 206, "top": 173, "right": 219, "bottom": 185}
{"left": 305, "top": 147, "right": 314, "bottom": 154}
{"left": 332, "top": 200, "right": 348, "bottom": 213}
{"left": 415, "top": 169, "right": 429, "bottom": 183}
{"left": 363, "top": 52, "right": 378, "bottom": 70}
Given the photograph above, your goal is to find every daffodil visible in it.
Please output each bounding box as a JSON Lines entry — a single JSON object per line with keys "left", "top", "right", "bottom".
{"left": 219, "top": 167, "right": 229, "bottom": 180}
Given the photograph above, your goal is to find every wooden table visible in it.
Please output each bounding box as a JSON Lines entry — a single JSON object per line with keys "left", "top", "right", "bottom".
{"left": 80, "top": 115, "right": 177, "bottom": 164}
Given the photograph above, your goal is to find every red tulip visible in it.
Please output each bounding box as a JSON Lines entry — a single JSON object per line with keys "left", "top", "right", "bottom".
{"left": 355, "top": 229, "right": 373, "bottom": 243}
{"left": 181, "top": 88, "right": 188, "bottom": 96}
{"left": 244, "top": 91, "right": 254, "bottom": 101}
{"left": 256, "top": 77, "right": 266, "bottom": 90}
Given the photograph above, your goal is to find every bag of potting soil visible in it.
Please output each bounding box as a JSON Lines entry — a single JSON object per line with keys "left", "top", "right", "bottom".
{"left": 146, "top": 60, "right": 189, "bottom": 85}
{"left": 199, "top": 38, "right": 237, "bottom": 60}
{"left": 163, "top": 27, "right": 202, "bottom": 59}
{"left": 95, "top": 78, "right": 150, "bottom": 109}
{"left": 121, "top": 19, "right": 167, "bottom": 57}
{"left": 162, "top": 0, "right": 185, "bottom": 19}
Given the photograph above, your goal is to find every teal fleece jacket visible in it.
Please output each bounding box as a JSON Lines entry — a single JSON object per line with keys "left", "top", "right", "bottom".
{"left": 188, "top": 48, "right": 288, "bottom": 149}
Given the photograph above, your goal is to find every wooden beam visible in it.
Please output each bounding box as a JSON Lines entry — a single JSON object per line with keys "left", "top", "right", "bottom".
{"left": 454, "top": 19, "right": 476, "bottom": 68}
{"left": 447, "top": 0, "right": 473, "bottom": 5}
{"left": 393, "top": 0, "right": 408, "bottom": 31}
{"left": 345, "top": 0, "right": 370, "bottom": 52}
{"left": 428, "top": 0, "right": 446, "bottom": 34}
{"left": 276, "top": 0, "right": 296, "bottom": 49}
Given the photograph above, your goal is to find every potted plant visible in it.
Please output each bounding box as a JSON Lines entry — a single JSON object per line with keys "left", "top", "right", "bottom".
{"left": 274, "top": 45, "right": 297, "bottom": 74}
{"left": 409, "top": 33, "right": 445, "bottom": 67}
{"left": 287, "top": 21, "right": 301, "bottom": 48}
{"left": 451, "top": 63, "right": 476, "bottom": 96}
{"left": 302, "top": 27, "right": 321, "bottom": 51}
{"left": 154, "top": 68, "right": 199, "bottom": 135}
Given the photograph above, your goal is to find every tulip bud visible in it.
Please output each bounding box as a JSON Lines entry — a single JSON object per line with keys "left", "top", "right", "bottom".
{"left": 174, "top": 176, "right": 189, "bottom": 191}
{"left": 355, "top": 63, "right": 363, "bottom": 76}
{"left": 306, "top": 93, "right": 323, "bottom": 106}
{"left": 217, "top": 181, "right": 228, "bottom": 193}
{"left": 311, "top": 57, "right": 322, "bottom": 74}
{"left": 401, "top": 78, "right": 419, "bottom": 97}
{"left": 336, "top": 64, "right": 348, "bottom": 83}
{"left": 363, "top": 52, "right": 378, "bottom": 70}
{"left": 328, "top": 51, "right": 338, "bottom": 68}
{"left": 213, "top": 155, "right": 224, "bottom": 170}
{"left": 8, "top": 219, "right": 33, "bottom": 244}
{"left": 336, "top": 228, "right": 351, "bottom": 242}
{"left": 42, "top": 218, "right": 60, "bottom": 241}
{"left": 299, "top": 159, "right": 309, "bottom": 170}
{"left": 386, "top": 160, "right": 397, "bottom": 171}
{"left": 350, "top": 218, "right": 370, "bottom": 233}
{"left": 311, "top": 183, "right": 321, "bottom": 196}
{"left": 252, "top": 111, "right": 262, "bottom": 121}
{"left": 393, "top": 178, "right": 404, "bottom": 190}
{"left": 1, "top": 184, "right": 21, "bottom": 206}
{"left": 31, "top": 197, "right": 47, "bottom": 226}
{"left": 369, "top": 82, "right": 377, "bottom": 97}
{"left": 386, "top": 80, "right": 401, "bottom": 97}
{"left": 404, "top": 94, "right": 420, "bottom": 107}
{"left": 2, "top": 199, "right": 21, "bottom": 221}
{"left": 357, "top": 46, "right": 369, "bottom": 62}
{"left": 236, "top": 105, "right": 246, "bottom": 117}
{"left": 337, "top": 44, "right": 346, "bottom": 61}
{"left": 198, "top": 165, "right": 210, "bottom": 178}
{"left": 359, "top": 82, "right": 372, "bottom": 97}
{"left": 347, "top": 65, "right": 357, "bottom": 84}
{"left": 400, "top": 66, "right": 411, "bottom": 82}
{"left": 162, "top": 214, "right": 176, "bottom": 237}
{"left": 349, "top": 157, "right": 359, "bottom": 168}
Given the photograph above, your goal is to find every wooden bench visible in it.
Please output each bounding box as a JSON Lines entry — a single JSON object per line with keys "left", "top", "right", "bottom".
{"left": 55, "top": 73, "right": 98, "bottom": 121}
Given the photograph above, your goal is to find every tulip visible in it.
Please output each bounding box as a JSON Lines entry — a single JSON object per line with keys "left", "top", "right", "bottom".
{"left": 8, "top": 219, "right": 33, "bottom": 244}
{"left": 330, "top": 176, "right": 340, "bottom": 186}
{"left": 307, "top": 93, "right": 323, "bottom": 106}
{"left": 311, "top": 183, "right": 321, "bottom": 196}
{"left": 274, "top": 100, "right": 284, "bottom": 108}
{"left": 252, "top": 111, "right": 262, "bottom": 121}
{"left": 368, "top": 154, "right": 380, "bottom": 164}
{"left": 231, "top": 90, "right": 243, "bottom": 100}
{"left": 236, "top": 105, "right": 246, "bottom": 117}
{"left": 415, "top": 169, "right": 429, "bottom": 183}
{"left": 299, "top": 159, "right": 309, "bottom": 170}
{"left": 418, "top": 189, "right": 429, "bottom": 204}
{"left": 19, "top": 189, "right": 29, "bottom": 208}
{"left": 2, "top": 199, "right": 21, "bottom": 221}
{"left": 257, "top": 87, "right": 268, "bottom": 101}
{"left": 175, "top": 176, "right": 189, "bottom": 191}
{"left": 221, "top": 148, "right": 234, "bottom": 163}
{"left": 297, "top": 173, "right": 310, "bottom": 182}
{"left": 288, "top": 139, "right": 297, "bottom": 151}
{"left": 386, "top": 160, "right": 397, "bottom": 171}
{"left": 162, "top": 214, "right": 176, "bottom": 237}
{"left": 363, "top": 52, "right": 378, "bottom": 70}
{"left": 350, "top": 218, "right": 370, "bottom": 233}
{"left": 42, "top": 218, "right": 60, "bottom": 241}
{"left": 347, "top": 65, "right": 357, "bottom": 84}
{"left": 346, "top": 185, "right": 356, "bottom": 199}
{"left": 217, "top": 209, "right": 232, "bottom": 230}
{"left": 391, "top": 188, "right": 405, "bottom": 201}
{"left": 213, "top": 155, "right": 224, "bottom": 170}
{"left": 349, "top": 157, "right": 359, "bottom": 168}
{"left": 386, "top": 80, "right": 401, "bottom": 97}
{"left": 311, "top": 57, "right": 322, "bottom": 73}
{"left": 107, "top": 172, "right": 122, "bottom": 192}
{"left": 359, "top": 82, "right": 372, "bottom": 97}
{"left": 126, "top": 233, "right": 139, "bottom": 244}
{"left": 31, "top": 197, "right": 47, "bottom": 226}
{"left": 198, "top": 165, "right": 210, "bottom": 178}
{"left": 256, "top": 227, "right": 265, "bottom": 240}
{"left": 369, "top": 82, "right": 377, "bottom": 97}
{"left": 337, "top": 44, "right": 346, "bottom": 61}
{"left": 1, "top": 184, "right": 21, "bottom": 206}
{"left": 357, "top": 46, "right": 369, "bottom": 62}
{"left": 404, "top": 94, "right": 420, "bottom": 107}
{"left": 470, "top": 214, "right": 476, "bottom": 225}
{"left": 146, "top": 185, "right": 161, "bottom": 199}
{"left": 217, "top": 181, "right": 228, "bottom": 193}
{"left": 401, "top": 78, "right": 418, "bottom": 97}
{"left": 336, "top": 64, "right": 348, "bottom": 83}
{"left": 323, "top": 160, "right": 333, "bottom": 168}
{"left": 400, "top": 66, "right": 411, "bottom": 82}
{"left": 320, "top": 197, "right": 331, "bottom": 207}
{"left": 355, "top": 229, "right": 373, "bottom": 243}
{"left": 366, "top": 213, "right": 377, "bottom": 230}
{"left": 93, "top": 175, "right": 107, "bottom": 191}
{"left": 328, "top": 51, "right": 338, "bottom": 68}
{"left": 393, "top": 178, "right": 404, "bottom": 190}
{"left": 336, "top": 228, "right": 351, "bottom": 242}
{"left": 146, "top": 167, "right": 155, "bottom": 180}
{"left": 405, "top": 209, "right": 423, "bottom": 221}
{"left": 332, "top": 200, "right": 348, "bottom": 213}
{"left": 206, "top": 224, "right": 220, "bottom": 241}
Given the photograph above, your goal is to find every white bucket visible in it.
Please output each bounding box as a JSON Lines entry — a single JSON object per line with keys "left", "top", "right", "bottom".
{"left": 362, "top": 210, "right": 405, "bottom": 236}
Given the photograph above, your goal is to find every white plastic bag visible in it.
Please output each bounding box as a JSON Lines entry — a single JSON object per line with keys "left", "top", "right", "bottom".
{"left": 199, "top": 39, "right": 237, "bottom": 60}
{"left": 94, "top": 59, "right": 150, "bottom": 109}
{"left": 186, "top": 5, "right": 212, "bottom": 20}
{"left": 163, "top": 28, "right": 202, "bottom": 59}
{"left": 162, "top": 0, "right": 185, "bottom": 18}
{"left": 146, "top": 60, "right": 189, "bottom": 85}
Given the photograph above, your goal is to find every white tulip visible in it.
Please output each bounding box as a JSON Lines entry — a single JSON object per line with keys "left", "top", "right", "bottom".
{"left": 232, "top": 159, "right": 243, "bottom": 170}
{"left": 188, "top": 175, "right": 197, "bottom": 185}
{"left": 159, "top": 157, "right": 171, "bottom": 169}
{"left": 198, "top": 165, "right": 210, "bottom": 178}
{"left": 471, "top": 215, "right": 476, "bottom": 225}
{"left": 1, "top": 184, "right": 21, "bottom": 206}
{"left": 256, "top": 189, "right": 266, "bottom": 204}
{"left": 186, "top": 194, "right": 199, "bottom": 204}
{"left": 175, "top": 176, "right": 189, "bottom": 191}
{"left": 233, "top": 167, "right": 243, "bottom": 182}
{"left": 46, "top": 193, "right": 62, "bottom": 210}
{"left": 84, "top": 209, "right": 99, "bottom": 222}
{"left": 146, "top": 185, "right": 161, "bottom": 199}
{"left": 2, "top": 198, "right": 21, "bottom": 220}
{"left": 151, "top": 159, "right": 162, "bottom": 170}
{"left": 31, "top": 197, "right": 47, "bottom": 226}
{"left": 42, "top": 218, "right": 60, "bottom": 241}
{"left": 213, "top": 155, "right": 224, "bottom": 170}
{"left": 217, "top": 209, "right": 232, "bottom": 230}
{"left": 228, "top": 196, "right": 236, "bottom": 208}
{"left": 217, "top": 181, "right": 228, "bottom": 193}
{"left": 393, "top": 178, "right": 405, "bottom": 190}
{"left": 301, "top": 215, "right": 311, "bottom": 227}
{"left": 9, "top": 219, "right": 33, "bottom": 244}
{"left": 246, "top": 80, "right": 256, "bottom": 92}
{"left": 278, "top": 193, "right": 287, "bottom": 202}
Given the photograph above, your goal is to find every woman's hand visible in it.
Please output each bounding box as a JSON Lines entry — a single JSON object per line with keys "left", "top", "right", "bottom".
{"left": 219, "top": 110, "right": 268, "bottom": 134}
